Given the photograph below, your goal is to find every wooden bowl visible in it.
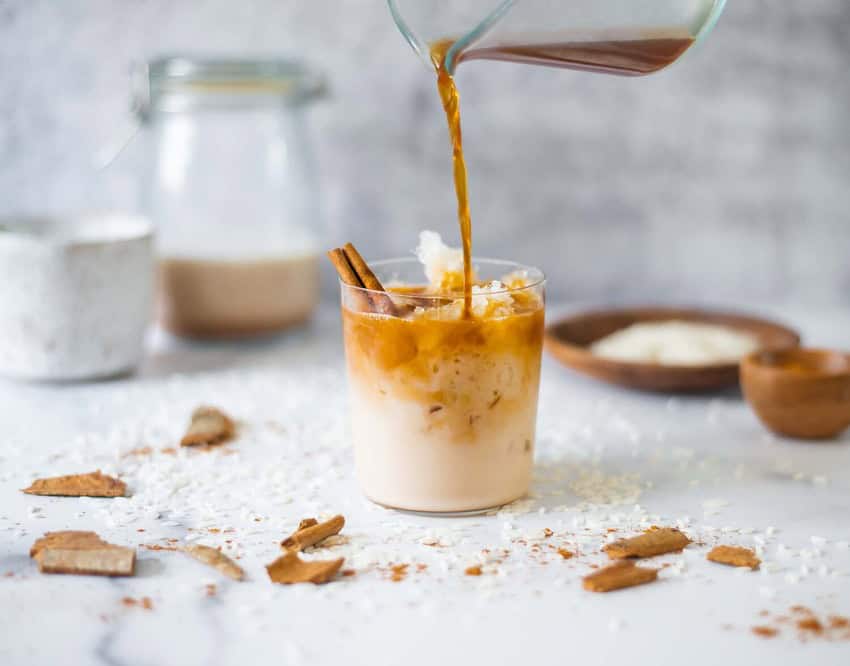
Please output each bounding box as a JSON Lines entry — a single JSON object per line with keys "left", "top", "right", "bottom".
{"left": 741, "top": 348, "right": 850, "bottom": 439}
{"left": 544, "top": 307, "right": 800, "bottom": 393}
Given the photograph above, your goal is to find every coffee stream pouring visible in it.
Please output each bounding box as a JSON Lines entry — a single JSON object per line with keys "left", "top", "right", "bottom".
{"left": 388, "top": 0, "right": 727, "bottom": 76}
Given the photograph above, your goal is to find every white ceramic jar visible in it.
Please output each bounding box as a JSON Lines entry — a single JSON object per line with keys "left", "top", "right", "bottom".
{"left": 0, "top": 214, "right": 154, "bottom": 380}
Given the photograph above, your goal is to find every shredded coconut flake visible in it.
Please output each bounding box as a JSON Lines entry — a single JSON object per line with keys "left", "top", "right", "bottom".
{"left": 591, "top": 321, "right": 759, "bottom": 366}
{"left": 471, "top": 281, "right": 513, "bottom": 318}
{"left": 415, "top": 231, "right": 465, "bottom": 291}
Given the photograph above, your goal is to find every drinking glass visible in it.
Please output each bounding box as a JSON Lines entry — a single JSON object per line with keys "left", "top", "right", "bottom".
{"left": 339, "top": 258, "right": 546, "bottom": 514}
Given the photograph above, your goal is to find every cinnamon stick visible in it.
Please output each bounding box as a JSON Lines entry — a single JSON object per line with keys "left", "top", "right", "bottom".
{"left": 326, "top": 248, "right": 363, "bottom": 287}
{"left": 342, "top": 243, "right": 398, "bottom": 316}
{"left": 327, "top": 243, "right": 398, "bottom": 316}
{"left": 342, "top": 243, "right": 387, "bottom": 292}
{"left": 327, "top": 247, "right": 371, "bottom": 313}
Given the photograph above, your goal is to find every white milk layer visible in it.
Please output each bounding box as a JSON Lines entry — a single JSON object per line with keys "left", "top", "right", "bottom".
{"left": 349, "top": 377, "right": 537, "bottom": 513}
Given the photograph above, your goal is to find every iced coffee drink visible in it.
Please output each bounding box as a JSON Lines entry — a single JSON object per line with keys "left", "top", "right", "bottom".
{"left": 336, "top": 232, "right": 545, "bottom": 513}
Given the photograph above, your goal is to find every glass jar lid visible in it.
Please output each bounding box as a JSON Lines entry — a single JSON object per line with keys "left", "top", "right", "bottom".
{"left": 135, "top": 55, "right": 327, "bottom": 118}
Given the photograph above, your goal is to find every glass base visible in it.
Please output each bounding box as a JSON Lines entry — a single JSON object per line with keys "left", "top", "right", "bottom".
{"left": 368, "top": 493, "right": 525, "bottom": 517}
{"left": 374, "top": 502, "right": 495, "bottom": 518}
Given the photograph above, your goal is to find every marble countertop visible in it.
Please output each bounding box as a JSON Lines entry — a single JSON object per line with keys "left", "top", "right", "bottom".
{"left": 1, "top": 305, "right": 849, "bottom": 666}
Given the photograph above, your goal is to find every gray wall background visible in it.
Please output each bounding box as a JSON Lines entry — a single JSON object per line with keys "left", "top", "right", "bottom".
{"left": 1, "top": 0, "right": 848, "bottom": 305}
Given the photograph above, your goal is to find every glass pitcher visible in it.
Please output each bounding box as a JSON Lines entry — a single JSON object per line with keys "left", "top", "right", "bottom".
{"left": 137, "top": 57, "right": 326, "bottom": 339}
{"left": 388, "top": 0, "right": 727, "bottom": 75}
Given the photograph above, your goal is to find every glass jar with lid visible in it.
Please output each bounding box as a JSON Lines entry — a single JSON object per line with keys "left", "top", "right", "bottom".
{"left": 137, "top": 56, "right": 325, "bottom": 338}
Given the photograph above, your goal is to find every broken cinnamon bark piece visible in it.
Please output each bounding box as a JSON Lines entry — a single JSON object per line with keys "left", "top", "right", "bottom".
{"left": 22, "top": 470, "right": 126, "bottom": 497}
{"left": 30, "top": 531, "right": 108, "bottom": 557}
{"left": 582, "top": 561, "right": 658, "bottom": 593}
{"left": 183, "top": 544, "right": 245, "bottom": 581}
{"left": 180, "top": 406, "right": 235, "bottom": 447}
{"left": 604, "top": 527, "right": 691, "bottom": 560}
{"left": 266, "top": 551, "right": 344, "bottom": 584}
{"left": 707, "top": 545, "right": 761, "bottom": 570}
{"left": 30, "top": 531, "right": 135, "bottom": 577}
{"left": 37, "top": 549, "right": 135, "bottom": 577}
{"left": 281, "top": 515, "right": 345, "bottom": 552}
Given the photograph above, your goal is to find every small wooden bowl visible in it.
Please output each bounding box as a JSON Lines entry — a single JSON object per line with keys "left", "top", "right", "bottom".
{"left": 741, "top": 348, "right": 850, "bottom": 439}
{"left": 544, "top": 307, "right": 800, "bottom": 392}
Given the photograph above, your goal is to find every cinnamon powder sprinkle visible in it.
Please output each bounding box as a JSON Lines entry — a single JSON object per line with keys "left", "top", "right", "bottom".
{"left": 465, "top": 565, "right": 483, "bottom": 576}
{"left": 121, "top": 446, "right": 154, "bottom": 458}
{"left": 390, "top": 564, "right": 409, "bottom": 582}
{"left": 557, "top": 548, "right": 574, "bottom": 560}
{"left": 752, "top": 626, "right": 779, "bottom": 638}
{"left": 141, "top": 543, "right": 179, "bottom": 552}
{"left": 797, "top": 617, "right": 824, "bottom": 634}
{"left": 122, "top": 596, "right": 153, "bottom": 610}
{"left": 790, "top": 605, "right": 812, "bottom": 615}
{"left": 752, "top": 609, "right": 850, "bottom": 642}
{"left": 829, "top": 616, "right": 850, "bottom": 629}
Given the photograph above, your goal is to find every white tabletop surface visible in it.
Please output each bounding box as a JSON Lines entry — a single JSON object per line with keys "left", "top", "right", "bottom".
{"left": 1, "top": 304, "right": 849, "bottom": 666}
